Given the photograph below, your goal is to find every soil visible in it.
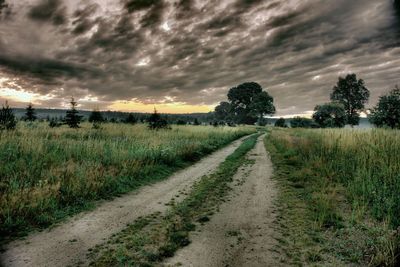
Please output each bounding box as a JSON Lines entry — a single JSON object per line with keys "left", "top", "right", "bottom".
{"left": 164, "top": 135, "right": 281, "bottom": 267}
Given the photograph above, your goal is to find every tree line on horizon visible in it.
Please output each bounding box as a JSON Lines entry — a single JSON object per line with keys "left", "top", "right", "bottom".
{"left": 0, "top": 99, "right": 205, "bottom": 130}
{"left": 215, "top": 74, "right": 400, "bottom": 129}
{"left": 1, "top": 74, "right": 400, "bottom": 130}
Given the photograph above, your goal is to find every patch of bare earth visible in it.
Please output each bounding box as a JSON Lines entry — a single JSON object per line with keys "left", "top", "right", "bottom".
{"left": 0, "top": 137, "right": 248, "bottom": 267}
{"left": 165, "top": 136, "right": 281, "bottom": 267}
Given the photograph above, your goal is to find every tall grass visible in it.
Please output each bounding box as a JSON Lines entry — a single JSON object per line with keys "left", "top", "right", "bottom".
{"left": 291, "top": 129, "right": 400, "bottom": 227}
{"left": 267, "top": 128, "right": 400, "bottom": 265}
{"left": 0, "top": 123, "right": 255, "bottom": 241}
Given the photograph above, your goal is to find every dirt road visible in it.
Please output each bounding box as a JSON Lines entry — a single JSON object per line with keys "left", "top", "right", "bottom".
{"left": 0, "top": 137, "right": 248, "bottom": 267}
{"left": 165, "top": 135, "right": 280, "bottom": 267}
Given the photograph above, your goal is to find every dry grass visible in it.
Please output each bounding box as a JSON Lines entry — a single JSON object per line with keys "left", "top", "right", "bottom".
{"left": 0, "top": 122, "right": 255, "bottom": 242}
{"left": 266, "top": 128, "right": 400, "bottom": 266}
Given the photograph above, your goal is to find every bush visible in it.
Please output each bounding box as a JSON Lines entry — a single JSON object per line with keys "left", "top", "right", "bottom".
{"left": 49, "top": 118, "right": 63, "bottom": 128}
{"left": 176, "top": 120, "right": 187, "bottom": 125}
{"left": 313, "top": 103, "right": 346, "bottom": 128}
{"left": 275, "top": 118, "right": 287, "bottom": 128}
{"left": 0, "top": 102, "right": 16, "bottom": 130}
{"left": 124, "top": 114, "right": 137, "bottom": 124}
{"left": 290, "top": 117, "right": 319, "bottom": 128}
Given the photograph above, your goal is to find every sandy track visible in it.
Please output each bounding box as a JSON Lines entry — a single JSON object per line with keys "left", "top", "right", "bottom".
{"left": 0, "top": 137, "right": 248, "bottom": 267}
{"left": 165, "top": 135, "right": 280, "bottom": 267}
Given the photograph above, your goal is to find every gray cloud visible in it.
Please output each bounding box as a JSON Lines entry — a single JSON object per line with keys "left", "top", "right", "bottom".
{"left": 28, "top": 0, "right": 67, "bottom": 25}
{"left": 0, "top": 0, "right": 7, "bottom": 13}
{"left": 0, "top": 0, "right": 399, "bottom": 114}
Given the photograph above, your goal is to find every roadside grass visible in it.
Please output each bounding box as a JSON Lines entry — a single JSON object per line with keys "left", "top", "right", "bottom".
{"left": 0, "top": 123, "right": 255, "bottom": 244}
{"left": 88, "top": 134, "right": 260, "bottom": 266}
{"left": 265, "top": 128, "right": 400, "bottom": 266}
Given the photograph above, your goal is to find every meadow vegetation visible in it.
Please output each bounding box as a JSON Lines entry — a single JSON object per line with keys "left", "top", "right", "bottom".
{"left": 0, "top": 122, "right": 255, "bottom": 243}
{"left": 266, "top": 128, "right": 400, "bottom": 266}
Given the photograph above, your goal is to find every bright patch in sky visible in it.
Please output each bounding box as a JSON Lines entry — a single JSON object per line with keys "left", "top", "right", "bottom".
{"left": 161, "top": 21, "right": 171, "bottom": 32}
{"left": 136, "top": 57, "right": 151, "bottom": 67}
{"left": 0, "top": 88, "right": 44, "bottom": 103}
{"left": 109, "top": 100, "right": 212, "bottom": 114}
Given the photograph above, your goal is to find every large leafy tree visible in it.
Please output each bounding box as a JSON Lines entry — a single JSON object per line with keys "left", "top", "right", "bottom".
{"left": 65, "top": 98, "right": 82, "bottom": 128}
{"left": 313, "top": 103, "right": 346, "bottom": 128}
{"left": 25, "top": 103, "right": 37, "bottom": 122}
{"left": 228, "top": 82, "right": 263, "bottom": 124}
{"left": 369, "top": 86, "right": 400, "bottom": 129}
{"left": 216, "top": 82, "right": 275, "bottom": 125}
{"left": 249, "top": 91, "right": 275, "bottom": 123}
{"left": 0, "top": 101, "right": 16, "bottom": 130}
{"left": 330, "top": 74, "right": 370, "bottom": 126}
{"left": 214, "top": 101, "right": 232, "bottom": 121}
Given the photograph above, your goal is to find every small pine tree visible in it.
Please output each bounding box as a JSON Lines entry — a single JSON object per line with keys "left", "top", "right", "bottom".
{"left": 65, "top": 98, "right": 82, "bottom": 128}
{"left": 0, "top": 101, "right": 17, "bottom": 130}
{"left": 148, "top": 108, "right": 168, "bottom": 130}
{"left": 89, "top": 109, "right": 104, "bottom": 123}
{"left": 25, "top": 103, "right": 37, "bottom": 122}
{"left": 193, "top": 118, "right": 200, "bottom": 125}
{"left": 125, "top": 113, "right": 137, "bottom": 124}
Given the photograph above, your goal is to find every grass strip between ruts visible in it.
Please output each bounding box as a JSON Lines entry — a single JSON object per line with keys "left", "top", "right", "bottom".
{"left": 88, "top": 133, "right": 260, "bottom": 267}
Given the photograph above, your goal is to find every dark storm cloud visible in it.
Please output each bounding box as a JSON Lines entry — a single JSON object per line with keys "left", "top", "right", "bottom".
{"left": 124, "top": 0, "right": 166, "bottom": 28}
{"left": 174, "top": 0, "right": 194, "bottom": 19}
{"left": 0, "top": 0, "right": 400, "bottom": 114}
{"left": 0, "top": 53, "right": 102, "bottom": 83}
{"left": 0, "top": 0, "right": 12, "bottom": 19}
{"left": 0, "top": 0, "right": 7, "bottom": 13}
{"left": 28, "top": 0, "right": 67, "bottom": 25}
{"left": 71, "top": 3, "right": 99, "bottom": 35}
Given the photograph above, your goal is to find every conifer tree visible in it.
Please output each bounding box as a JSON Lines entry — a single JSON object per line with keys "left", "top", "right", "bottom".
{"left": 65, "top": 98, "right": 82, "bottom": 128}
{"left": 89, "top": 108, "right": 104, "bottom": 123}
{"left": 25, "top": 103, "right": 37, "bottom": 121}
{"left": 148, "top": 108, "right": 168, "bottom": 130}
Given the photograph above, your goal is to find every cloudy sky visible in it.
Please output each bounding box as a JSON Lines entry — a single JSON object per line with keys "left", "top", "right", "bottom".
{"left": 0, "top": 0, "right": 399, "bottom": 114}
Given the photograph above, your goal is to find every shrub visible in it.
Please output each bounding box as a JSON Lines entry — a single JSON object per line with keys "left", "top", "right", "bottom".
{"left": 290, "top": 117, "right": 319, "bottom": 128}
{"left": 313, "top": 103, "right": 346, "bottom": 128}
{"left": 0, "top": 101, "right": 16, "bottom": 130}
{"left": 275, "top": 118, "right": 287, "bottom": 128}
{"left": 124, "top": 114, "right": 137, "bottom": 124}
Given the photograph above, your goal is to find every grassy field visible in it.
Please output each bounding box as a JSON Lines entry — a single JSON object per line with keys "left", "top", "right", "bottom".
{"left": 0, "top": 123, "right": 255, "bottom": 242}
{"left": 266, "top": 128, "right": 400, "bottom": 266}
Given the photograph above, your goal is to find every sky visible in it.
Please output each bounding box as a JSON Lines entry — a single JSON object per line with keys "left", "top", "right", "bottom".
{"left": 0, "top": 0, "right": 399, "bottom": 115}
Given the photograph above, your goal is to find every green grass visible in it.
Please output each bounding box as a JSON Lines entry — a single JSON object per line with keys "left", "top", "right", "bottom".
{"left": 265, "top": 128, "right": 400, "bottom": 266}
{"left": 0, "top": 122, "right": 255, "bottom": 243}
{"left": 88, "top": 134, "right": 260, "bottom": 266}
